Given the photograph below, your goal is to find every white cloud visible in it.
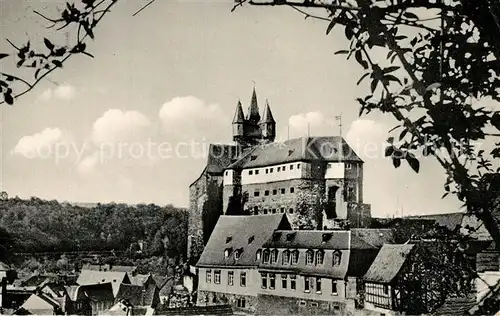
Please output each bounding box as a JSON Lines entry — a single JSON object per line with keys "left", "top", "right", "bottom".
{"left": 346, "top": 119, "right": 389, "bottom": 159}
{"left": 285, "top": 111, "right": 338, "bottom": 139}
{"left": 77, "top": 152, "right": 100, "bottom": 175}
{"left": 92, "top": 109, "right": 151, "bottom": 144}
{"left": 38, "top": 84, "right": 76, "bottom": 102}
{"left": 159, "top": 96, "right": 227, "bottom": 140}
{"left": 13, "top": 128, "right": 63, "bottom": 159}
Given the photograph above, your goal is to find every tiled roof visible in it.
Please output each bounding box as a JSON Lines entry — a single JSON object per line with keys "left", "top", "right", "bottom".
{"left": 262, "top": 230, "right": 350, "bottom": 250}
{"left": 80, "top": 282, "right": 115, "bottom": 302}
{"left": 81, "top": 264, "right": 136, "bottom": 273}
{"left": 350, "top": 228, "right": 394, "bottom": 248}
{"left": 196, "top": 214, "right": 291, "bottom": 268}
{"left": 64, "top": 285, "right": 81, "bottom": 301}
{"left": 227, "top": 136, "right": 362, "bottom": 169}
{"left": 129, "top": 274, "right": 152, "bottom": 286}
{"left": 364, "top": 244, "right": 415, "bottom": 283}
{"left": 434, "top": 296, "right": 477, "bottom": 315}
{"left": 404, "top": 212, "right": 464, "bottom": 231}
{"left": 232, "top": 101, "right": 244, "bottom": 124}
{"left": 114, "top": 283, "right": 158, "bottom": 307}
{"left": 77, "top": 270, "right": 128, "bottom": 296}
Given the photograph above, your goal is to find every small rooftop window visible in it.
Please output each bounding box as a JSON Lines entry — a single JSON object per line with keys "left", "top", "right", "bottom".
{"left": 248, "top": 236, "right": 255, "bottom": 244}
{"left": 272, "top": 232, "right": 282, "bottom": 241}
{"left": 288, "top": 150, "right": 294, "bottom": 156}
{"left": 224, "top": 248, "right": 233, "bottom": 259}
{"left": 251, "top": 155, "right": 258, "bottom": 161}
{"left": 226, "top": 236, "right": 232, "bottom": 244}
{"left": 286, "top": 232, "right": 296, "bottom": 241}
{"left": 322, "top": 233, "right": 333, "bottom": 243}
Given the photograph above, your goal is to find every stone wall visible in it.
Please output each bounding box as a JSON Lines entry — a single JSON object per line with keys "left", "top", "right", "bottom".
{"left": 256, "top": 294, "right": 348, "bottom": 315}
{"left": 197, "top": 290, "right": 258, "bottom": 314}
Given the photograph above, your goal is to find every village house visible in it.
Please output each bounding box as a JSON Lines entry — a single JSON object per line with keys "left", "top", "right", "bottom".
{"left": 195, "top": 214, "right": 291, "bottom": 314}
{"left": 76, "top": 270, "right": 131, "bottom": 297}
{"left": 255, "top": 228, "right": 393, "bottom": 315}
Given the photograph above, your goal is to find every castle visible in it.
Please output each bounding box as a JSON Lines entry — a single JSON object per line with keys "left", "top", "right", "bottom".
{"left": 188, "top": 88, "right": 372, "bottom": 262}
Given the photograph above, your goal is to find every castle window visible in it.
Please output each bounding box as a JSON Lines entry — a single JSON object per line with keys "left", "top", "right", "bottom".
{"left": 290, "top": 275, "right": 297, "bottom": 290}
{"left": 283, "top": 165, "right": 286, "bottom": 171}
{"left": 226, "top": 236, "right": 232, "bottom": 243}
{"left": 316, "top": 277, "right": 322, "bottom": 293}
{"left": 277, "top": 167, "right": 281, "bottom": 172}
{"left": 240, "top": 272, "right": 247, "bottom": 287}
{"left": 206, "top": 269, "right": 212, "bottom": 283}
{"left": 263, "top": 209, "right": 268, "bottom": 214}
{"left": 333, "top": 251, "right": 342, "bottom": 266}
{"left": 316, "top": 250, "right": 324, "bottom": 265}
{"left": 299, "top": 300, "right": 306, "bottom": 306}
{"left": 281, "top": 274, "right": 288, "bottom": 289}
{"left": 281, "top": 188, "right": 285, "bottom": 194}
{"left": 266, "top": 168, "right": 269, "bottom": 174}
{"left": 327, "top": 163, "right": 332, "bottom": 169}
{"left": 291, "top": 250, "right": 299, "bottom": 264}
{"left": 261, "top": 273, "right": 267, "bottom": 289}
{"left": 273, "top": 189, "right": 277, "bottom": 195}
{"left": 265, "top": 190, "right": 270, "bottom": 196}
{"left": 214, "top": 270, "right": 221, "bottom": 284}
{"left": 248, "top": 235, "right": 255, "bottom": 244}
{"left": 304, "top": 277, "right": 310, "bottom": 292}
{"left": 306, "top": 250, "right": 314, "bottom": 265}
{"left": 270, "top": 168, "right": 274, "bottom": 173}
{"left": 311, "top": 302, "right": 319, "bottom": 307}
{"left": 289, "top": 208, "right": 294, "bottom": 214}
{"left": 224, "top": 248, "right": 232, "bottom": 258}
{"left": 235, "top": 249, "right": 242, "bottom": 260}
{"left": 383, "top": 284, "right": 389, "bottom": 294}
{"left": 249, "top": 170, "right": 253, "bottom": 175}
{"left": 254, "top": 191, "right": 260, "bottom": 197}
{"left": 290, "top": 164, "right": 294, "bottom": 170}
{"left": 282, "top": 250, "right": 290, "bottom": 265}
{"left": 346, "top": 163, "right": 352, "bottom": 170}
{"left": 269, "top": 273, "right": 276, "bottom": 289}
{"left": 272, "top": 209, "right": 276, "bottom": 214}
{"left": 228, "top": 271, "right": 234, "bottom": 286}
{"left": 332, "top": 280, "right": 338, "bottom": 295}
{"left": 251, "top": 155, "right": 258, "bottom": 161}
{"left": 280, "top": 207, "right": 285, "bottom": 213}
{"left": 290, "top": 187, "right": 295, "bottom": 193}
{"left": 297, "top": 163, "right": 300, "bottom": 169}
{"left": 255, "top": 170, "right": 259, "bottom": 175}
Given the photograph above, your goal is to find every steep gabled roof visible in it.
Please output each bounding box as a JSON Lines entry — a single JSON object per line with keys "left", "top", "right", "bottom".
{"left": 80, "top": 282, "right": 115, "bottom": 302}
{"left": 114, "top": 283, "right": 158, "bottom": 307}
{"left": 246, "top": 87, "right": 260, "bottom": 123}
{"left": 232, "top": 101, "right": 245, "bottom": 124}
{"left": 197, "top": 214, "right": 291, "bottom": 268}
{"left": 404, "top": 212, "right": 464, "bottom": 231}
{"left": 364, "top": 244, "right": 415, "bottom": 283}
{"left": 350, "top": 229, "right": 394, "bottom": 249}
{"left": 227, "top": 136, "right": 362, "bottom": 169}
{"left": 260, "top": 101, "right": 275, "bottom": 124}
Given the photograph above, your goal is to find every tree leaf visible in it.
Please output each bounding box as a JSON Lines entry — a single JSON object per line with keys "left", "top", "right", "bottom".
{"left": 384, "top": 74, "right": 402, "bottom": 85}
{"left": 392, "top": 157, "right": 401, "bottom": 168}
{"left": 326, "top": 18, "right": 336, "bottom": 35}
{"left": 370, "top": 79, "right": 379, "bottom": 93}
{"left": 490, "top": 113, "right": 500, "bottom": 131}
{"left": 385, "top": 145, "right": 394, "bottom": 157}
{"left": 357, "top": 73, "right": 370, "bottom": 86}
{"left": 406, "top": 154, "right": 420, "bottom": 173}
{"left": 383, "top": 66, "right": 400, "bottom": 74}
{"left": 0, "top": 53, "right": 8, "bottom": 60}
{"left": 355, "top": 50, "right": 369, "bottom": 69}
{"left": 44, "top": 38, "right": 54, "bottom": 51}
{"left": 4, "top": 92, "right": 13, "bottom": 105}
{"left": 403, "top": 12, "right": 419, "bottom": 20}
{"left": 334, "top": 50, "right": 349, "bottom": 55}
{"left": 52, "top": 60, "right": 63, "bottom": 68}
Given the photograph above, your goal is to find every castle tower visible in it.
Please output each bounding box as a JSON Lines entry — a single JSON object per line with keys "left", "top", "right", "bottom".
{"left": 259, "top": 100, "right": 276, "bottom": 142}
{"left": 232, "top": 100, "right": 245, "bottom": 143}
{"left": 246, "top": 87, "right": 260, "bottom": 124}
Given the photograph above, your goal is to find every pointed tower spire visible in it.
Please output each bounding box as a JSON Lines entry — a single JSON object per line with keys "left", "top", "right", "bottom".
{"left": 261, "top": 99, "right": 275, "bottom": 123}
{"left": 246, "top": 86, "right": 260, "bottom": 124}
{"left": 232, "top": 100, "right": 245, "bottom": 123}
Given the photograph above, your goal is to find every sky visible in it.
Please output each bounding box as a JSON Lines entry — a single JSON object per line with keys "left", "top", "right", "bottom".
{"left": 0, "top": 0, "right": 484, "bottom": 217}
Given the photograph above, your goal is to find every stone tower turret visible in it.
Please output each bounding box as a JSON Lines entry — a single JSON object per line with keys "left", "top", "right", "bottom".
{"left": 259, "top": 100, "right": 276, "bottom": 142}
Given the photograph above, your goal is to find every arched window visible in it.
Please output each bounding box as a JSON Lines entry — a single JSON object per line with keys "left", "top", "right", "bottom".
{"left": 282, "top": 250, "right": 290, "bottom": 265}
{"left": 263, "top": 249, "right": 270, "bottom": 263}
{"left": 316, "top": 250, "right": 324, "bottom": 265}
{"left": 271, "top": 249, "right": 279, "bottom": 263}
{"left": 291, "top": 250, "right": 299, "bottom": 264}
{"left": 306, "top": 249, "right": 314, "bottom": 265}
{"left": 256, "top": 249, "right": 262, "bottom": 261}
{"left": 333, "top": 251, "right": 342, "bottom": 266}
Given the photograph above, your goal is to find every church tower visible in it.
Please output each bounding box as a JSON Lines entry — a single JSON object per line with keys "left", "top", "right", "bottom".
{"left": 232, "top": 100, "right": 245, "bottom": 143}
{"left": 259, "top": 100, "right": 276, "bottom": 142}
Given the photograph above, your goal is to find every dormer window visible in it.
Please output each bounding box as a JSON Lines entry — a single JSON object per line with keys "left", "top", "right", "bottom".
{"left": 224, "top": 248, "right": 233, "bottom": 259}
{"left": 251, "top": 155, "right": 257, "bottom": 161}
{"left": 286, "top": 232, "right": 296, "bottom": 241}
{"left": 322, "top": 233, "right": 333, "bottom": 243}
{"left": 256, "top": 249, "right": 262, "bottom": 261}
{"left": 306, "top": 250, "right": 314, "bottom": 265}
{"left": 235, "top": 249, "right": 242, "bottom": 260}
{"left": 288, "top": 150, "right": 294, "bottom": 156}
{"left": 272, "top": 232, "right": 282, "bottom": 241}
{"left": 333, "top": 251, "right": 342, "bottom": 266}
{"left": 316, "top": 250, "right": 324, "bottom": 265}
{"left": 291, "top": 250, "right": 299, "bottom": 264}
{"left": 282, "top": 250, "right": 290, "bottom": 265}
{"left": 263, "top": 249, "right": 270, "bottom": 263}
{"left": 248, "top": 236, "right": 255, "bottom": 244}
{"left": 346, "top": 163, "right": 352, "bottom": 170}
{"left": 271, "top": 249, "right": 279, "bottom": 264}
{"left": 226, "top": 236, "right": 232, "bottom": 244}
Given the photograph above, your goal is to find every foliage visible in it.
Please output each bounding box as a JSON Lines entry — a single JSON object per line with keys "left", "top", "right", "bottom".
{"left": 0, "top": 196, "right": 188, "bottom": 259}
